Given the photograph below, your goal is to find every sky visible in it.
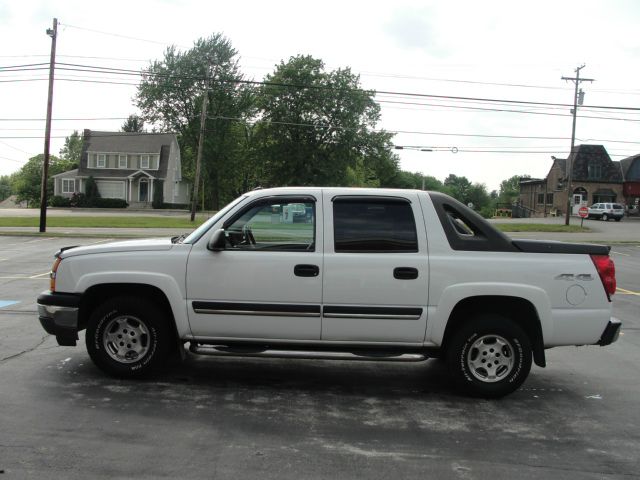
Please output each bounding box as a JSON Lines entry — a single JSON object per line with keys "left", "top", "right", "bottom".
{"left": 1, "top": 0, "right": 639, "bottom": 191}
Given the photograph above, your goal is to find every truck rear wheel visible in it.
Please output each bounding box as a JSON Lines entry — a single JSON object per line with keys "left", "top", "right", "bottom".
{"left": 86, "top": 296, "right": 171, "bottom": 378}
{"left": 446, "top": 315, "right": 532, "bottom": 398}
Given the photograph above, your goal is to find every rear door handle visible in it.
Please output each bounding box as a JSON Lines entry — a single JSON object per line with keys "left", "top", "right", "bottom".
{"left": 294, "top": 264, "right": 320, "bottom": 277}
{"left": 394, "top": 267, "right": 418, "bottom": 280}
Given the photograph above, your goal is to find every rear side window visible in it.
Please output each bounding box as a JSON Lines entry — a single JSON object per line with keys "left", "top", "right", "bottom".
{"left": 333, "top": 197, "right": 418, "bottom": 252}
{"left": 613, "top": 204, "right": 623, "bottom": 209}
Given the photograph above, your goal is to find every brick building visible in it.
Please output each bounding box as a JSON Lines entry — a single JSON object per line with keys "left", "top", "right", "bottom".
{"left": 519, "top": 145, "right": 623, "bottom": 217}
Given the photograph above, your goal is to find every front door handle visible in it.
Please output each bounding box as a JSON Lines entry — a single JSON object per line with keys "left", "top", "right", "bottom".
{"left": 294, "top": 264, "right": 320, "bottom": 277}
{"left": 394, "top": 267, "right": 419, "bottom": 280}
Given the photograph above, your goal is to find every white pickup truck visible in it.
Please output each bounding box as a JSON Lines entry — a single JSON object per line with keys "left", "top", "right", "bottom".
{"left": 37, "top": 188, "right": 621, "bottom": 397}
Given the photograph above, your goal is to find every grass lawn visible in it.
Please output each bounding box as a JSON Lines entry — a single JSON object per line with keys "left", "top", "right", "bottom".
{"left": 0, "top": 216, "right": 205, "bottom": 228}
{"left": 495, "top": 223, "right": 589, "bottom": 233}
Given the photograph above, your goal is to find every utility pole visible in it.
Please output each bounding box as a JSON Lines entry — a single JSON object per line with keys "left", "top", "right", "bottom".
{"left": 190, "top": 65, "right": 211, "bottom": 222}
{"left": 561, "top": 65, "right": 594, "bottom": 226}
{"left": 39, "top": 18, "right": 57, "bottom": 232}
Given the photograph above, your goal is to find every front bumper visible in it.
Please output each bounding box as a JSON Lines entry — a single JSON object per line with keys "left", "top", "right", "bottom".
{"left": 598, "top": 317, "right": 622, "bottom": 346}
{"left": 37, "top": 291, "right": 82, "bottom": 346}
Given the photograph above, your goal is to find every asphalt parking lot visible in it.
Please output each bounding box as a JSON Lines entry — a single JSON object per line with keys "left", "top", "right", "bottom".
{"left": 0, "top": 236, "right": 639, "bottom": 479}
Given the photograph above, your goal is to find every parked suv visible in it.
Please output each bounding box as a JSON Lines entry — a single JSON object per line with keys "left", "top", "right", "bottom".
{"left": 588, "top": 203, "right": 624, "bottom": 221}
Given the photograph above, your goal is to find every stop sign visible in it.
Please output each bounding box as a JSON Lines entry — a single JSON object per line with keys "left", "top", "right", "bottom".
{"left": 579, "top": 206, "right": 589, "bottom": 218}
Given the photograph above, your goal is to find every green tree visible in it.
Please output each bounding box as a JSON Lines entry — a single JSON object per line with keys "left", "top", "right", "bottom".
{"left": 0, "top": 174, "right": 15, "bottom": 201}
{"left": 13, "top": 154, "right": 68, "bottom": 206}
{"left": 444, "top": 174, "right": 490, "bottom": 210}
{"left": 59, "top": 130, "right": 83, "bottom": 167}
{"left": 121, "top": 114, "right": 145, "bottom": 132}
{"left": 136, "top": 34, "right": 255, "bottom": 209}
{"left": 254, "top": 55, "right": 395, "bottom": 187}
{"left": 498, "top": 174, "right": 530, "bottom": 204}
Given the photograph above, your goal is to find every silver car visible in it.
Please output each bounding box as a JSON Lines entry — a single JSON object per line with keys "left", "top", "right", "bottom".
{"left": 587, "top": 202, "right": 624, "bottom": 221}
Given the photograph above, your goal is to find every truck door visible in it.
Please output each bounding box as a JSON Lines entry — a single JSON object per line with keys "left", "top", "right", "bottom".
{"left": 321, "top": 191, "right": 429, "bottom": 344}
{"left": 186, "top": 192, "right": 323, "bottom": 340}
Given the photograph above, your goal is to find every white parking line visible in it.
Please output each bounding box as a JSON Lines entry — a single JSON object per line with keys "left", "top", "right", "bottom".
{"left": 617, "top": 287, "right": 640, "bottom": 296}
{"left": 29, "top": 272, "right": 51, "bottom": 279}
{"left": 612, "top": 251, "right": 630, "bottom": 257}
{"left": 0, "top": 276, "right": 49, "bottom": 280}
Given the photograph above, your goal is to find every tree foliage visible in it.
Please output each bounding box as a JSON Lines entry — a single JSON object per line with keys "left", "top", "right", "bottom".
{"left": 443, "top": 174, "right": 490, "bottom": 211}
{"left": 12, "top": 154, "right": 74, "bottom": 206}
{"left": 121, "top": 114, "right": 145, "bottom": 132}
{"left": 59, "top": 130, "right": 82, "bottom": 166}
{"left": 134, "top": 33, "right": 508, "bottom": 211}
{"left": 136, "top": 34, "right": 254, "bottom": 209}
{"left": 498, "top": 174, "right": 530, "bottom": 204}
{"left": 254, "top": 55, "right": 397, "bottom": 188}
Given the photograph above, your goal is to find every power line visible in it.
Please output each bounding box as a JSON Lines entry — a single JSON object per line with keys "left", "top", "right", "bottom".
{"left": 0, "top": 117, "right": 129, "bottom": 121}
{"left": 0, "top": 62, "right": 49, "bottom": 70}
{"left": 0, "top": 154, "right": 25, "bottom": 163}
{"left": 6, "top": 61, "right": 640, "bottom": 114}
{"left": 59, "top": 23, "right": 188, "bottom": 48}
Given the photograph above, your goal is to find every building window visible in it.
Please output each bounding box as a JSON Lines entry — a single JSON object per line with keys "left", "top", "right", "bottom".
{"left": 62, "top": 179, "right": 75, "bottom": 193}
{"left": 96, "top": 154, "right": 106, "bottom": 168}
{"left": 588, "top": 161, "right": 603, "bottom": 180}
{"left": 140, "top": 155, "right": 150, "bottom": 169}
{"left": 118, "top": 154, "right": 128, "bottom": 169}
{"left": 546, "top": 193, "right": 553, "bottom": 204}
{"left": 537, "top": 193, "right": 545, "bottom": 204}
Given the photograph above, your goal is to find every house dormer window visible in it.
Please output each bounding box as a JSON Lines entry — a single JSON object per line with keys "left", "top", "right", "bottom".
{"left": 587, "top": 161, "right": 602, "bottom": 180}
{"left": 96, "top": 154, "right": 106, "bottom": 168}
{"left": 118, "top": 154, "right": 128, "bottom": 169}
{"left": 140, "top": 155, "right": 150, "bottom": 169}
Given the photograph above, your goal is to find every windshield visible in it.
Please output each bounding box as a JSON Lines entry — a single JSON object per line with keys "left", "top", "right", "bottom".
{"left": 183, "top": 195, "right": 247, "bottom": 244}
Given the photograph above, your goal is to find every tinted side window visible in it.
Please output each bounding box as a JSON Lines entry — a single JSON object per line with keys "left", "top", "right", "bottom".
{"left": 333, "top": 198, "right": 418, "bottom": 252}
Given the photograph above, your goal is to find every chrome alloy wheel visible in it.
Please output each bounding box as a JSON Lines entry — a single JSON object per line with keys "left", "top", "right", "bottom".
{"left": 467, "top": 334, "right": 515, "bottom": 383}
{"left": 103, "top": 316, "right": 150, "bottom": 364}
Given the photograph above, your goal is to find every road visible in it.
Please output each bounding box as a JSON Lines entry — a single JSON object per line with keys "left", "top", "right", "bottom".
{"left": 0, "top": 236, "right": 638, "bottom": 479}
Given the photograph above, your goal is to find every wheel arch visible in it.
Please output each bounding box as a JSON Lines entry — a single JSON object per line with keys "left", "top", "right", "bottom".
{"left": 79, "top": 283, "right": 182, "bottom": 345}
{"left": 440, "top": 295, "right": 546, "bottom": 367}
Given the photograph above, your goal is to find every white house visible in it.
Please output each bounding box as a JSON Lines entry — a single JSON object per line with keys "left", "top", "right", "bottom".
{"left": 53, "top": 129, "right": 190, "bottom": 207}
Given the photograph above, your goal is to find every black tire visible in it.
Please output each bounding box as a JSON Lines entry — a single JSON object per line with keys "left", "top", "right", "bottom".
{"left": 615, "top": 217, "right": 621, "bottom": 222}
{"left": 86, "top": 296, "right": 172, "bottom": 378}
{"left": 602, "top": 213, "right": 609, "bottom": 221}
{"left": 446, "top": 315, "right": 532, "bottom": 398}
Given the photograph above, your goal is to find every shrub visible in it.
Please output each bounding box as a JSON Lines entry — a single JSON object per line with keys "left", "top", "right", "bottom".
{"left": 94, "top": 198, "right": 128, "bottom": 208}
{"left": 69, "top": 192, "right": 89, "bottom": 207}
{"left": 50, "top": 195, "right": 71, "bottom": 207}
{"left": 152, "top": 180, "right": 164, "bottom": 209}
{"left": 85, "top": 176, "right": 100, "bottom": 202}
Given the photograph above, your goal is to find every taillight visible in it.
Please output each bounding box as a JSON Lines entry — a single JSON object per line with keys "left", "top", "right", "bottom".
{"left": 50, "top": 257, "right": 62, "bottom": 292}
{"left": 590, "top": 254, "right": 616, "bottom": 301}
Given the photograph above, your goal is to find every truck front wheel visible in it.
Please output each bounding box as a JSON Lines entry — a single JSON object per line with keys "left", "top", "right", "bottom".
{"left": 446, "top": 315, "right": 532, "bottom": 398}
{"left": 86, "top": 296, "right": 171, "bottom": 378}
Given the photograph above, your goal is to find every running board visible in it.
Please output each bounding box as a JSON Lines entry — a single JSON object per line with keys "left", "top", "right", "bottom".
{"left": 189, "top": 344, "right": 427, "bottom": 362}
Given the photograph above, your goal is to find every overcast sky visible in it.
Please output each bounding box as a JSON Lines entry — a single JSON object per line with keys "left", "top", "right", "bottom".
{"left": 1, "top": 0, "right": 639, "bottom": 191}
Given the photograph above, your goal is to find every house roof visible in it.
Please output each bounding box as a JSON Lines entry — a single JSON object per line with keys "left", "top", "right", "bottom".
{"left": 82, "top": 130, "right": 177, "bottom": 154}
{"left": 519, "top": 178, "right": 545, "bottom": 185}
{"left": 52, "top": 168, "right": 78, "bottom": 179}
{"left": 567, "top": 144, "right": 622, "bottom": 182}
{"left": 620, "top": 154, "right": 640, "bottom": 181}
{"left": 78, "top": 130, "right": 174, "bottom": 180}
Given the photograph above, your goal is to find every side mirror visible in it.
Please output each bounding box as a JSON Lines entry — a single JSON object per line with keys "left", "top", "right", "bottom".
{"left": 207, "top": 229, "right": 226, "bottom": 251}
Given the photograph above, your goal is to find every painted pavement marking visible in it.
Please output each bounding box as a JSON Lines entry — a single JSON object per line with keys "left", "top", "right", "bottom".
{"left": 0, "top": 300, "right": 20, "bottom": 308}
{"left": 616, "top": 287, "right": 640, "bottom": 296}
